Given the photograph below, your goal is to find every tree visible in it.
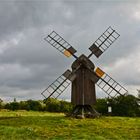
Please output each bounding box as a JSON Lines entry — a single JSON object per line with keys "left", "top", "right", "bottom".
{"left": 45, "top": 98, "right": 61, "bottom": 112}
{"left": 60, "top": 100, "right": 73, "bottom": 113}
{"left": 0, "top": 98, "right": 3, "bottom": 109}
{"left": 19, "top": 101, "right": 28, "bottom": 110}
{"left": 26, "top": 100, "right": 42, "bottom": 111}
{"left": 14, "top": 98, "right": 17, "bottom": 102}
{"left": 137, "top": 89, "right": 140, "bottom": 99}
{"left": 5, "top": 102, "right": 20, "bottom": 111}
{"left": 94, "top": 99, "right": 108, "bottom": 115}
{"left": 112, "top": 95, "right": 140, "bottom": 117}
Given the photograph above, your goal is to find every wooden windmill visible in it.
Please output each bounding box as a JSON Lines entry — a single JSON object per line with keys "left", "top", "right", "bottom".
{"left": 41, "top": 26, "right": 128, "bottom": 118}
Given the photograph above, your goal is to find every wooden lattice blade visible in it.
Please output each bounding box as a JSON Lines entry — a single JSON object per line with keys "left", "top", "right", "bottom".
{"left": 41, "top": 70, "right": 73, "bottom": 101}
{"left": 95, "top": 67, "right": 128, "bottom": 98}
{"left": 44, "top": 31, "right": 77, "bottom": 59}
{"left": 88, "top": 26, "right": 120, "bottom": 58}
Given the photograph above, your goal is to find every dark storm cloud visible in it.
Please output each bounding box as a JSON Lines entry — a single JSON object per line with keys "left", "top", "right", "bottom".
{"left": 0, "top": 1, "right": 51, "bottom": 40}
{"left": 0, "top": 0, "right": 140, "bottom": 101}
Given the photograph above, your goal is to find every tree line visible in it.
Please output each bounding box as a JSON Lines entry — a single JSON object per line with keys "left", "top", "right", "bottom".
{"left": 0, "top": 94, "right": 140, "bottom": 117}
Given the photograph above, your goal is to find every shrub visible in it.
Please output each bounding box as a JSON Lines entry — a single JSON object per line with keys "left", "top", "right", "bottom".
{"left": 45, "top": 98, "right": 61, "bottom": 112}
{"left": 5, "top": 102, "right": 20, "bottom": 111}
{"left": 94, "top": 99, "right": 108, "bottom": 115}
{"left": 111, "top": 95, "right": 140, "bottom": 117}
{"left": 26, "top": 100, "right": 43, "bottom": 111}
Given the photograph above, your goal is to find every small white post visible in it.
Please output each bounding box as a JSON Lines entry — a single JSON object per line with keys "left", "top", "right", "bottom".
{"left": 108, "top": 106, "right": 112, "bottom": 113}
{"left": 107, "top": 100, "right": 112, "bottom": 115}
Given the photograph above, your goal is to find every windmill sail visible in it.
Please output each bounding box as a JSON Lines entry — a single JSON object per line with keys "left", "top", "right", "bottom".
{"left": 88, "top": 26, "right": 120, "bottom": 58}
{"left": 44, "top": 31, "right": 77, "bottom": 59}
{"left": 41, "top": 70, "right": 73, "bottom": 100}
{"left": 95, "top": 67, "right": 128, "bottom": 98}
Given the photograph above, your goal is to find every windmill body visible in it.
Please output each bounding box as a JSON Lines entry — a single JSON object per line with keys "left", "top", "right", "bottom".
{"left": 41, "top": 27, "right": 128, "bottom": 118}
{"left": 71, "top": 54, "right": 96, "bottom": 106}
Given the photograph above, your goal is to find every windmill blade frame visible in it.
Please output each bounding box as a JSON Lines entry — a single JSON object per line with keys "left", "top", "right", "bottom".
{"left": 41, "top": 70, "right": 72, "bottom": 100}
{"left": 88, "top": 26, "right": 120, "bottom": 58}
{"left": 44, "top": 31, "right": 78, "bottom": 59}
{"left": 41, "top": 69, "right": 77, "bottom": 101}
{"left": 95, "top": 67, "right": 128, "bottom": 98}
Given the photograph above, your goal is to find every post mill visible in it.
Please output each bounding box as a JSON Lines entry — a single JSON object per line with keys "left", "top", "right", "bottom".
{"left": 41, "top": 27, "right": 128, "bottom": 118}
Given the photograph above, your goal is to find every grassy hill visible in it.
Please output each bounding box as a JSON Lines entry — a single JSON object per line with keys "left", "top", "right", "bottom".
{"left": 0, "top": 110, "right": 139, "bottom": 140}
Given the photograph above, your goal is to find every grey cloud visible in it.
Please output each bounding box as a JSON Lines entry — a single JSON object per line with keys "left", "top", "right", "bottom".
{"left": 0, "top": 1, "right": 140, "bottom": 101}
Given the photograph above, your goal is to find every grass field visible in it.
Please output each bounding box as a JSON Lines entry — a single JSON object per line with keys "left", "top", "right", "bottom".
{"left": 0, "top": 110, "right": 139, "bottom": 140}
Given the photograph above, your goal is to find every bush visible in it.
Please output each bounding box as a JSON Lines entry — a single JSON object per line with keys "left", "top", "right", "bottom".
{"left": 26, "top": 100, "right": 43, "bottom": 111}
{"left": 0, "top": 98, "right": 4, "bottom": 109}
{"left": 94, "top": 99, "right": 108, "bottom": 115}
{"left": 5, "top": 102, "right": 20, "bottom": 111}
{"left": 19, "top": 101, "right": 28, "bottom": 110}
{"left": 60, "top": 101, "right": 73, "bottom": 113}
{"left": 45, "top": 98, "right": 61, "bottom": 112}
{"left": 2, "top": 95, "right": 140, "bottom": 116}
{"left": 44, "top": 98, "right": 72, "bottom": 113}
{"left": 112, "top": 95, "right": 140, "bottom": 117}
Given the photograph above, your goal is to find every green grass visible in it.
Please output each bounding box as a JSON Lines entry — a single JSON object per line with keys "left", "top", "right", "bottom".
{"left": 0, "top": 110, "right": 139, "bottom": 140}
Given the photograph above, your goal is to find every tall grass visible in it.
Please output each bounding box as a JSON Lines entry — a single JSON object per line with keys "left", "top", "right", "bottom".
{"left": 0, "top": 110, "right": 139, "bottom": 140}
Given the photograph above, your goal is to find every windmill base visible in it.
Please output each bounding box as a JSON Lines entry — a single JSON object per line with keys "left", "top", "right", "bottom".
{"left": 67, "top": 105, "right": 100, "bottom": 119}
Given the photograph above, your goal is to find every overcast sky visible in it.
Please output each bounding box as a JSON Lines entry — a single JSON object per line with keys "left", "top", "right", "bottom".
{"left": 0, "top": 0, "right": 140, "bottom": 102}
